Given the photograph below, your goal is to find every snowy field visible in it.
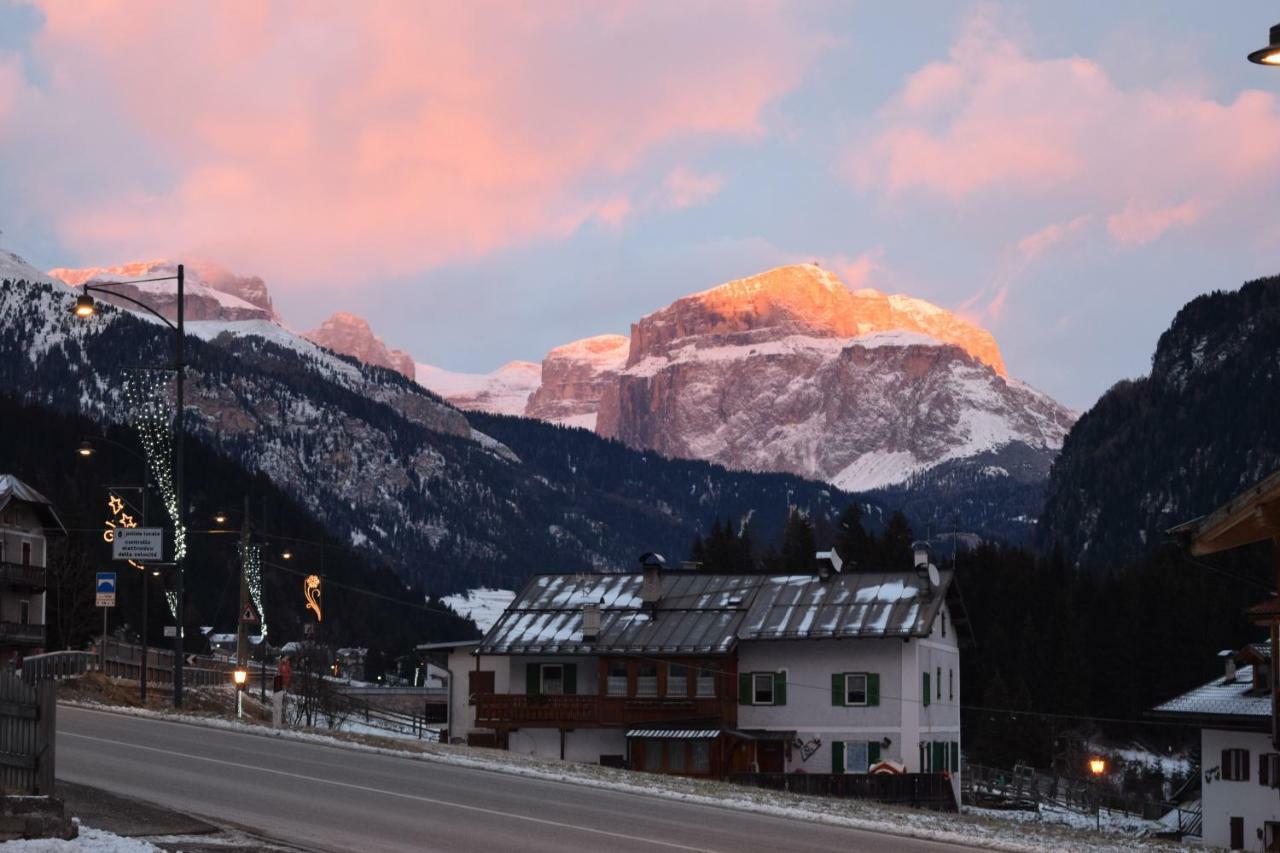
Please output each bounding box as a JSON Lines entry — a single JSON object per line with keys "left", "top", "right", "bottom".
{"left": 58, "top": 701, "right": 1190, "bottom": 852}
{"left": 439, "top": 587, "right": 516, "bottom": 632}
{"left": 0, "top": 826, "right": 159, "bottom": 852}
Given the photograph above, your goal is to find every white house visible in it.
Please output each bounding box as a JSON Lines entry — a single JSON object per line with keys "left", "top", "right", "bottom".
{"left": 436, "top": 546, "right": 964, "bottom": 803}
{"left": 1153, "top": 643, "right": 1276, "bottom": 850}
{"left": 0, "top": 475, "right": 64, "bottom": 662}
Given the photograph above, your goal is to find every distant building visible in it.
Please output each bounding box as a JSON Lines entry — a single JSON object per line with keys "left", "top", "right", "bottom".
{"left": 0, "top": 475, "right": 64, "bottom": 662}
{"left": 435, "top": 547, "right": 965, "bottom": 802}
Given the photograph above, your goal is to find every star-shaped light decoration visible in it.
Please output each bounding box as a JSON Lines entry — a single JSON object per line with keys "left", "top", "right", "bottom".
{"left": 108, "top": 495, "right": 124, "bottom": 515}
{"left": 118, "top": 513, "right": 137, "bottom": 528}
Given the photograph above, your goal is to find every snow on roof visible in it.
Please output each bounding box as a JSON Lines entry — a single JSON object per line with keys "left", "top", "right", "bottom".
{"left": 477, "top": 569, "right": 951, "bottom": 655}
{"left": 1152, "top": 665, "right": 1270, "bottom": 721}
{"left": 0, "top": 474, "right": 65, "bottom": 534}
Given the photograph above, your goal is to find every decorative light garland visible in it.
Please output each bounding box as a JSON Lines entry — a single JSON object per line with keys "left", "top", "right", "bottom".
{"left": 240, "top": 540, "right": 267, "bottom": 639}
{"left": 122, "top": 370, "right": 186, "bottom": 563}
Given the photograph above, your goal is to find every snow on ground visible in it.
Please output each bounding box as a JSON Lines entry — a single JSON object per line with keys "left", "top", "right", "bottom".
{"left": 440, "top": 587, "right": 515, "bottom": 633}
{"left": 415, "top": 361, "right": 541, "bottom": 416}
{"left": 1, "top": 825, "right": 160, "bottom": 852}
{"left": 62, "top": 702, "right": 1188, "bottom": 853}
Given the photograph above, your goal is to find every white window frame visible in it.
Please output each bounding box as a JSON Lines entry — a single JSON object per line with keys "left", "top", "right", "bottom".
{"left": 667, "top": 663, "right": 689, "bottom": 697}
{"left": 695, "top": 667, "right": 716, "bottom": 698}
{"left": 636, "top": 663, "right": 659, "bottom": 697}
{"left": 540, "top": 663, "right": 564, "bottom": 695}
{"left": 1224, "top": 748, "right": 1250, "bottom": 781}
{"left": 606, "top": 662, "right": 628, "bottom": 697}
{"left": 752, "top": 672, "right": 775, "bottom": 705}
{"left": 845, "top": 741, "right": 869, "bottom": 774}
{"left": 844, "top": 673, "right": 868, "bottom": 706}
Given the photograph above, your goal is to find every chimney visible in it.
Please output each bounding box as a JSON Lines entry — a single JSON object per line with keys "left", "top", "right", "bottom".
{"left": 912, "top": 540, "right": 930, "bottom": 570}
{"left": 913, "top": 540, "right": 938, "bottom": 593}
{"left": 1220, "top": 649, "right": 1237, "bottom": 683}
{"left": 582, "top": 603, "right": 601, "bottom": 641}
{"left": 640, "top": 552, "right": 666, "bottom": 605}
{"left": 815, "top": 547, "right": 843, "bottom": 580}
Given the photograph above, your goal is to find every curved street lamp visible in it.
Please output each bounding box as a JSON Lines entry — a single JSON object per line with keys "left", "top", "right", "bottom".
{"left": 1248, "top": 23, "right": 1280, "bottom": 65}
{"left": 72, "top": 265, "right": 189, "bottom": 709}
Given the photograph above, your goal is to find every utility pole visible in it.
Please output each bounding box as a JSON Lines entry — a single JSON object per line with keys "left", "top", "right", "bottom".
{"left": 237, "top": 494, "right": 251, "bottom": 669}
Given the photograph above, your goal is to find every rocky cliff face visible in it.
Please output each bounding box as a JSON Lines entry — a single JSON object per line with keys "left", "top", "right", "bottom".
{"left": 596, "top": 264, "right": 1071, "bottom": 490}
{"left": 304, "top": 312, "right": 416, "bottom": 380}
{"left": 524, "top": 334, "right": 629, "bottom": 428}
{"left": 48, "top": 260, "right": 280, "bottom": 323}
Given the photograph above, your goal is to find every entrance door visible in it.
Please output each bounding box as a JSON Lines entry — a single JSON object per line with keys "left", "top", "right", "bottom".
{"left": 758, "top": 741, "right": 784, "bottom": 773}
{"left": 1231, "top": 816, "right": 1245, "bottom": 850}
{"left": 1265, "top": 821, "right": 1280, "bottom": 853}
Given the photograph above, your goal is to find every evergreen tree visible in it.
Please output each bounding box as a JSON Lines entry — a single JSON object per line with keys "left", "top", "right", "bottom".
{"left": 779, "top": 509, "right": 816, "bottom": 572}
{"left": 834, "top": 502, "right": 872, "bottom": 567}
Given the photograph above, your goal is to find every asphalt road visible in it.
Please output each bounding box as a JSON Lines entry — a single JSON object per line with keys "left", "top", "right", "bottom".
{"left": 58, "top": 706, "right": 975, "bottom": 853}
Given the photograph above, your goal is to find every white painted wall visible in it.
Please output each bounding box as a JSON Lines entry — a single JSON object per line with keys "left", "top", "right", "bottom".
{"left": 565, "top": 728, "right": 626, "bottom": 764}
{"left": 445, "top": 645, "right": 509, "bottom": 742}
{"left": 1202, "top": 727, "right": 1280, "bottom": 850}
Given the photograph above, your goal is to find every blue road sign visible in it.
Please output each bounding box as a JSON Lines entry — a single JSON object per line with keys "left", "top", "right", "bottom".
{"left": 95, "top": 572, "right": 116, "bottom": 594}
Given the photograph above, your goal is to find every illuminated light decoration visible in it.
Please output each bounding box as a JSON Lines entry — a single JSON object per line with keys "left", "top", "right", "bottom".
{"left": 239, "top": 540, "right": 268, "bottom": 640}
{"left": 122, "top": 370, "right": 186, "bottom": 564}
{"left": 1089, "top": 758, "right": 1107, "bottom": 776}
{"left": 103, "top": 494, "right": 144, "bottom": 570}
{"left": 165, "top": 590, "right": 178, "bottom": 621}
{"left": 304, "top": 575, "right": 322, "bottom": 622}
{"left": 107, "top": 495, "right": 124, "bottom": 515}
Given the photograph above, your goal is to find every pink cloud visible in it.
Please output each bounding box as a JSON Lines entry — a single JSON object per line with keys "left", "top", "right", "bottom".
{"left": 661, "top": 168, "right": 725, "bottom": 210}
{"left": 16, "top": 2, "right": 817, "bottom": 285}
{"left": 1106, "top": 201, "right": 1200, "bottom": 245}
{"left": 850, "top": 6, "right": 1280, "bottom": 247}
{"left": 1016, "top": 215, "right": 1091, "bottom": 261}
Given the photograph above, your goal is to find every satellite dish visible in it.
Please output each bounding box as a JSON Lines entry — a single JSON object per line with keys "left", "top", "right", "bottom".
{"left": 927, "top": 564, "right": 940, "bottom": 588}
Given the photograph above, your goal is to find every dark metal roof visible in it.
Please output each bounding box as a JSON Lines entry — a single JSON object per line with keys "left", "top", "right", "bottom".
{"left": 476, "top": 569, "right": 951, "bottom": 655}
{"left": 0, "top": 474, "right": 65, "bottom": 535}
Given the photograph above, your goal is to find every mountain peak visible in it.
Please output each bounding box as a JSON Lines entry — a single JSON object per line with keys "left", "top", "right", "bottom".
{"left": 304, "top": 311, "right": 415, "bottom": 380}
{"left": 642, "top": 262, "right": 1006, "bottom": 375}
{"left": 47, "top": 259, "right": 279, "bottom": 323}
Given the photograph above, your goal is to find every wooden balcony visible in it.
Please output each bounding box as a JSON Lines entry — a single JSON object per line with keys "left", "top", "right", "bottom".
{"left": 0, "top": 562, "right": 46, "bottom": 590}
{"left": 474, "top": 692, "right": 735, "bottom": 728}
{"left": 0, "top": 622, "right": 45, "bottom": 646}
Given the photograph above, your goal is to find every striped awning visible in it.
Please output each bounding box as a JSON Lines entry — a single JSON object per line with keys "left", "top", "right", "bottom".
{"left": 626, "top": 728, "right": 720, "bottom": 739}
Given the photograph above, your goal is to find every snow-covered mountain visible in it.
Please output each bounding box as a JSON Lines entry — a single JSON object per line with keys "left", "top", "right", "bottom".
{"left": 304, "top": 312, "right": 416, "bottom": 380}
{"left": 48, "top": 259, "right": 280, "bottom": 323}
{"left": 597, "top": 264, "right": 1073, "bottom": 491}
{"left": 0, "top": 247, "right": 56, "bottom": 285}
{"left": 523, "top": 335, "right": 629, "bottom": 429}
{"left": 415, "top": 360, "right": 541, "bottom": 417}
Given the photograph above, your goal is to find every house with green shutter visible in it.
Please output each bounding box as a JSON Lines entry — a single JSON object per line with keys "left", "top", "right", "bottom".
{"left": 463, "top": 548, "right": 963, "bottom": 801}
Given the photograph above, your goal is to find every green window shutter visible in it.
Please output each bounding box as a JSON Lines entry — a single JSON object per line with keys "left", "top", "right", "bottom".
{"left": 563, "top": 663, "right": 577, "bottom": 695}
{"left": 526, "top": 664, "right": 540, "bottom": 696}
{"left": 832, "top": 673, "right": 844, "bottom": 706}
{"left": 832, "top": 741, "right": 845, "bottom": 774}
{"left": 922, "top": 672, "right": 931, "bottom": 707}
{"left": 738, "top": 672, "right": 752, "bottom": 705}
{"left": 867, "top": 673, "right": 880, "bottom": 706}
{"left": 933, "top": 741, "right": 946, "bottom": 771}
{"left": 773, "top": 671, "right": 787, "bottom": 706}
{"left": 951, "top": 741, "right": 959, "bottom": 770}
{"left": 868, "top": 741, "right": 881, "bottom": 765}
{"left": 919, "top": 742, "right": 926, "bottom": 771}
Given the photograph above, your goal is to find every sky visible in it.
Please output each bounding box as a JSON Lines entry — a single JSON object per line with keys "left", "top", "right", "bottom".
{"left": 2, "top": 1, "right": 1280, "bottom": 410}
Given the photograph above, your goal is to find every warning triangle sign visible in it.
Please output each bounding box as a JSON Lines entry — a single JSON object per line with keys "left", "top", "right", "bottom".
{"left": 241, "top": 602, "right": 259, "bottom": 623}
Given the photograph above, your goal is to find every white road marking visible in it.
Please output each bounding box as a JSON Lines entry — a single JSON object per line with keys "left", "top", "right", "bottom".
{"left": 63, "top": 731, "right": 719, "bottom": 853}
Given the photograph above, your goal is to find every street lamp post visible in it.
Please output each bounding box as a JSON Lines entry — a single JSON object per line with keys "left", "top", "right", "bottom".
{"left": 1248, "top": 23, "right": 1280, "bottom": 65}
{"left": 74, "top": 265, "right": 188, "bottom": 709}
{"left": 1089, "top": 757, "right": 1107, "bottom": 831}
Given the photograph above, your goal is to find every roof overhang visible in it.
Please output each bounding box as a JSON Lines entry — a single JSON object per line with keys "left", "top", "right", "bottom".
{"left": 1167, "top": 468, "right": 1280, "bottom": 556}
{"left": 1147, "top": 709, "right": 1270, "bottom": 732}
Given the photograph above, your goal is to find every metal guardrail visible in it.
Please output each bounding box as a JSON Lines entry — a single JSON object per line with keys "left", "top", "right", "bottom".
{"left": 20, "top": 650, "right": 96, "bottom": 683}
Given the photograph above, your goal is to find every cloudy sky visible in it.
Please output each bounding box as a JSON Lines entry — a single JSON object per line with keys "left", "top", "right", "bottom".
{"left": 2, "top": 1, "right": 1279, "bottom": 409}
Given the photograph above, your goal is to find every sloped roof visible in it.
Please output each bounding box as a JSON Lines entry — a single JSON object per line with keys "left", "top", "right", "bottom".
{"left": 0, "top": 474, "right": 65, "bottom": 535}
{"left": 476, "top": 569, "right": 951, "bottom": 655}
{"left": 1167, "top": 467, "right": 1280, "bottom": 556}
{"left": 740, "top": 571, "right": 952, "bottom": 641}
{"left": 1151, "top": 664, "right": 1270, "bottom": 726}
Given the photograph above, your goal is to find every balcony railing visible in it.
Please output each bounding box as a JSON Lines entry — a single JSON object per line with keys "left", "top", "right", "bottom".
{"left": 474, "top": 692, "right": 734, "bottom": 727}
{"left": 0, "top": 622, "right": 45, "bottom": 645}
{"left": 0, "top": 562, "right": 46, "bottom": 590}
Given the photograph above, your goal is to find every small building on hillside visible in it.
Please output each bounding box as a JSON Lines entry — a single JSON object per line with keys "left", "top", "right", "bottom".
{"left": 1161, "top": 466, "right": 1280, "bottom": 849}
{"left": 0, "top": 475, "right": 64, "bottom": 662}
{"left": 438, "top": 546, "right": 964, "bottom": 803}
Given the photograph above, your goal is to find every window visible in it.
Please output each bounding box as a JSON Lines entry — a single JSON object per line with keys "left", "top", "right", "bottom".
{"left": 607, "top": 661, "right": 628, "bottom": 697}
{"left": 949, "top": 668, "right": 954, "bottom": 702}
{"left": 691, "top": 740, "right": 711, "bottom": 774}
{"left": 540, "top": 664, "right": 564, "bottom": 695}
{"left": 941, "top": 610, "right": 947, "bottom": 638}
{"left": 845, "top": 673, "right": 868, "bottom": 706}
{"left": 753, "top": 672, "right": 775, "bottom": 705}
{"left": 1260, "top": 753, "right": 1280, "bottom": 788}
{"left": 696, "top": 667, "right": 716, "bottom": 698}
{"left": 667, "top": 740, "right": 686, "bottom": 772}
{"left": 644, "top": 740, "right": 663, "bottom": 771}
{"left": 845, "top": 741, "right": 869, "bottom": 774}
{"left": 21, "top": 542, "right": 30, "bottom": 566}
{"left": 936, "top": 667, "right": 941, "bottom": 700}
{"left": 18, "top": 600, "right": 28, "bottom": 626}
{"left": 1222, "top": 748, "right": 1250, "bottom": 781}
{"left": 667, "top": 663, "right": 689, "bottom": 697}
{"left": 923, "top": 672, "right": 931, "bottom": 707}
{"left": 636, "top": 664, "right": 658, "bottom": 697}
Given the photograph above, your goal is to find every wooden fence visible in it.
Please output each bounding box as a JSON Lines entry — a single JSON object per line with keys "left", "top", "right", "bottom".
{"left": 729, "top": 772, "right": 958, "bottom": 812}
{"left": 0, "top": 672, "right": 54, "bottom": 794}
{"left": 963, "top": 762, "right": 1168, "bottom": 821}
